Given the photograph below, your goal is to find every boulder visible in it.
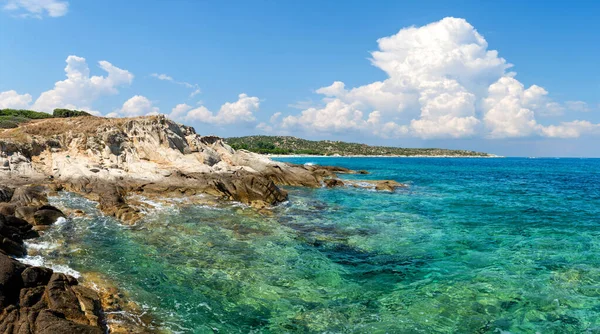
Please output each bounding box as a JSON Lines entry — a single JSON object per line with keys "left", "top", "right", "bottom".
{"left": 324, "top": 179, "right": 345, "bottom": 188}
{"left": 15, "top": 206, "right": 37, "bottom": 225}
{"left": 0, "top": 253, "right": 106, "bottom": 333}
{"left": 0, "top": 203, "right": 16, "bottom": 216}
{"left": 35, "top": 310, "right": 103, "bottom": 334}
{"left": 21, "top": 266, "right": 53, "bottom": 288}
{"left": 33, "top": 206, "right": 65, "bottom": 226}
{"left": 0, "top": 186, "right": 14, "bottom": 202}
{"left": 0, "top": 252, "right": 26, "bottom": 308}
{"left": 0, "top": 214, "right": 30, "bottom": 257}
{"left": 373, "top": 180, "right": 406, "bottom": 192}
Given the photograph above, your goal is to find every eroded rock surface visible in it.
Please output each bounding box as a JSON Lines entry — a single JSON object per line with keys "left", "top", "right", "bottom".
{"left": 0, "top": 252, "right": 105, "bottom": 333}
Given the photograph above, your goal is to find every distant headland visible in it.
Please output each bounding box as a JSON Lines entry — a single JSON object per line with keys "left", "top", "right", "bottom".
{"left": 226, "top": 135, "right": 496, "bottom": 157}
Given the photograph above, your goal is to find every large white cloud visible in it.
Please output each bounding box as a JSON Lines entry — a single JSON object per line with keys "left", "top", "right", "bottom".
{"left": 277, "top": 17, "right": 598, "bottom": 139}
{"left": 3, "top": 0, "right": 68, "bottom": 18}
{"left": 0, "top": 90, "right": 32, "bottom": 109}
{"left": 169, "top": 93, "right": 259, "bottom": 125}
{"left": 32, "top": 55, "right": 133, "bottom": 113}
{"left": 482, "top": 76, "right": 543, "bottom": 138}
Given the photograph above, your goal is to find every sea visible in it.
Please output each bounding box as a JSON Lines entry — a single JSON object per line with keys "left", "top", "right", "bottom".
{"left": 20, "top": 157, "right": 600, "bottom": 333}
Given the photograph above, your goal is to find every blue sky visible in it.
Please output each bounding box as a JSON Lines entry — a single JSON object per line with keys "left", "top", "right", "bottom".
{"left": 1, "top": 0, "right": 599, "bottom": 157}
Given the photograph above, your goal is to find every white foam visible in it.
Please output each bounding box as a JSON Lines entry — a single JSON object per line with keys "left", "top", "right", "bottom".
{"left": 304, "top": 162, "right": 315, "bottom": 166}
{"left": 54, "top": 217, "right": 68, "bottom": 225}
{"left": 24, "top": 241, "right": 58, "bottom": 251}
{"left": 18, "top": 255, "right": 81, "bottom": 278}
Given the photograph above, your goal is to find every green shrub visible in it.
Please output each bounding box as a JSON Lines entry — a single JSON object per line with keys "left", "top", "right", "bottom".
{"left": 0, "top": 115, "right": 38, "bottom": 128}
{"left": 53, "top": 108, "right": 92, "bottom": 118}
{"left": 0, "top": 109, "right": 53, "bottom": 119}
{"left": 0, "top": 120, "right": 18, "bottom": 128}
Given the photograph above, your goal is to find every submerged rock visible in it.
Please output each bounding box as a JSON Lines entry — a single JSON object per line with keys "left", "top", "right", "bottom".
{"left": 324, "top": 178, "right": 345, "bottom": 188}
{"left": 346, "top": 180, "right": 407, "bottom": 192}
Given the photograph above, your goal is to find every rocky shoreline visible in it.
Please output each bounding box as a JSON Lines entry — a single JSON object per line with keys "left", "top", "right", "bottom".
{"left": 0, "top": 115, "right": 406, "bottom": 332}
{"left": 1, "top": 185, "right": 105, "bottom": 333}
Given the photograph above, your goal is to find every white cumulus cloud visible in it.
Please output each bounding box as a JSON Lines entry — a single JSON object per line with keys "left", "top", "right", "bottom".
{"left": 118, "top": 95, "right": 159, "bottom": 116}
{"left": 3, "top": 0, "right": 68, "bottom": 18}
{"left": 275, "top": 17, "right": 598, "bottom": 139}
{"left": 32, "top": 55, "right": 133, "bottom": 113}
{"left": 169, "top": 94, "right": 259, "bottom": 125}
{"left": 0, "top": 90, "right": 33, "bottom": 109}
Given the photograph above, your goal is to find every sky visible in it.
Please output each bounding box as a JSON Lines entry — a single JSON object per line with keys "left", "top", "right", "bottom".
{"left": 0, "top": 0, "right": 599, "bottom": 157}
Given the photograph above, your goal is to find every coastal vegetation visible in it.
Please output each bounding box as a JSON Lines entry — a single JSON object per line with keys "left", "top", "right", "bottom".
{"left": 0, "top": 109, "right": 53, "bottom": 128}
{"left": 226, "top": 135, "right": 491, "bottom": 156}
{"left": 52, "top": 108, "right": 92, "bottom": 118}
{"left": 0, "top": 108, "right": 89, "bottom": 129}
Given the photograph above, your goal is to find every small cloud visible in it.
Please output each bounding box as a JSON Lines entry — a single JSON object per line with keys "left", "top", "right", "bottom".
{"left": 151, "top": 73, "right": 173, "bottom": 81}
{"left": 288, "top": 99, "right": 317, "bottom": 110}
{"left": 3, "top": 0, "right": 69, "bottom": 18}
{"left": 565, "top": 101, "right": 591, "bottom": 112}
{"left": 150, "top": 72, "right": 201, "bottom": 98}
{"left": 190, "top": 88, "right": 201, "bottom": 97}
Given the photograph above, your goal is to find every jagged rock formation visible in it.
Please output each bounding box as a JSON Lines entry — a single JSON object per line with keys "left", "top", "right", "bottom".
{"left": 0, "top": 115, "right": 401, "bottom": 223}
{"left": 0, "top": 184, "right": 105, "bottom": 333}
{"left": 0, "top": 254, "right": 105, "bottom": 334}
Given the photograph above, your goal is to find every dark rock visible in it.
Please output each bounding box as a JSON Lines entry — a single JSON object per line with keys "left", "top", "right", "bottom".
{"left": 37, "top": 205, "right": 63, "bottom": 213}
{"left": 21, "top": 266, "right": 54, "bottom": 288}
{"left": 0, "top": 214, "right": 31, "bottom": 257}
{"left": 0, "top": 253, "right": 106, "bottom": 332}
{"left": 0, "top": 203, "right": 16, "bottom": 216}
{"left": 19, "top": 285, "right": 46, "bottom": 307}
{"left": 324, "top": 179, "right": 345, "bottom": 188}
{"left": 23, "top": 229, "right": 41, "bottom": 239}
{"left": 0, "top": 237, "right": 26, "bottom": 257}
{"left": 0, "top": 253, "right": 26, "bottom": 308}
{"left": 4, "top": 215, "right": 31, "bottom": 231}
{"left": 35, "top": 310, "right": 103, "bottom": 334}
{"left": 0, "top": 186, "right": 14, "bottom": 202}
{"left": 357, "top": 170, "right": 369, "bottom": 175}
{"left": 33, "top": 208, "right": 65, "bottom": 226}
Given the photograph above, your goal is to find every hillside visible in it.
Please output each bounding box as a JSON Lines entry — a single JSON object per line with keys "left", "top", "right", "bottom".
{"left": 0, "top": 108, "right": 91, "bottom": 128}
{"left": 226, "top": 135, "right": 493, "bottom": 157}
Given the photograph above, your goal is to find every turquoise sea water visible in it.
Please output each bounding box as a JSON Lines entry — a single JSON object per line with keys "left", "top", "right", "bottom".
{"left": 22, "top": 157, "right": 600, "bottom": 333}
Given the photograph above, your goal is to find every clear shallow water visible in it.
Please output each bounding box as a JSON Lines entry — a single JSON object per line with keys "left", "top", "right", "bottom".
{"left": 22, "top": 157, "right": 600, "bottom": 333}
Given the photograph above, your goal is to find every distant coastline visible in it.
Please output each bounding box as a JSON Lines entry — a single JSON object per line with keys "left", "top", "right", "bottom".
{"left": 269, "top": 154, "right": 504, "bottom": 158}
{"left": 226, "top": 135, "right": 494, "bottom": 157}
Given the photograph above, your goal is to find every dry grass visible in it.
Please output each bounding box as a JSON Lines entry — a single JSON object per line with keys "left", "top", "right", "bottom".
{"left": 0, "top": 116, "right": 161, "bottom": 143}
